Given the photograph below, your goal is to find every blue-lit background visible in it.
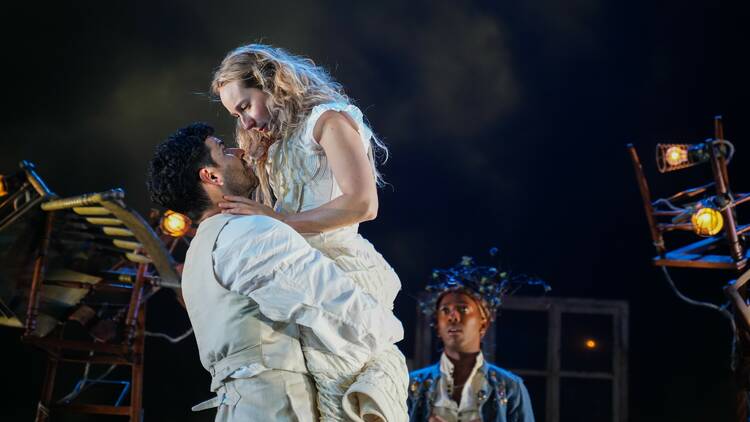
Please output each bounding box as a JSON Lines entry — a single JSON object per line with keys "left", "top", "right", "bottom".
{"left": 2, "top": 1, "right": 749, "bottom": 420}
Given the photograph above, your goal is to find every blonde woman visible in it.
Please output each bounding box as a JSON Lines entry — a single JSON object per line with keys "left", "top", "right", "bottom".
{"left": 211, "top": 44, "right": 408, "bottom": 422}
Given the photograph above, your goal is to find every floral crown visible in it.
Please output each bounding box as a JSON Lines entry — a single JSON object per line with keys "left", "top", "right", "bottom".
{"left": 418, "top": 248, "right": 550, "bottom": 321}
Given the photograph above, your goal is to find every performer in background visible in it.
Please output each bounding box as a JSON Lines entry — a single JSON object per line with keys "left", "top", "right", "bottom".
{"left": 210, "top": 44, "right": 408, "bottom": 421}
{"left": 146, "top": 123, "right": 403, "bottom": 421}
{"left": 408, "top": 256, "right": 537, "bottom": 422}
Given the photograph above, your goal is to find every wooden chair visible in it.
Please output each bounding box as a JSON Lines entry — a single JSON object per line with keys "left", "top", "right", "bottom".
{"left": 0, "top": 161, "right": 181, "bottom": 421}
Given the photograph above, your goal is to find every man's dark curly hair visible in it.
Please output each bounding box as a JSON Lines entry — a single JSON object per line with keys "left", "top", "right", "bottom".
{"left": 146, "top": 122, "right": 217, "bottom": 220}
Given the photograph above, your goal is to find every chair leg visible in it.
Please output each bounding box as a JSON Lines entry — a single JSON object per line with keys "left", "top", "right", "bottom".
{"left": 130, "top": 308, "right": 146, "bottom": 422}
{"left": 35, "top": 355, "right": 59, "bottom": 422}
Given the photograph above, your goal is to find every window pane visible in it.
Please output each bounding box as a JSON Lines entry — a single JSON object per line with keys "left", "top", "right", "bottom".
{"left": 495, "top": 309, "right": 548, "bottom": 370}
{"left": 560, "top": 378, "right": 612, "bottom": 422}
{"left": 561, "top": 313, "right": 613, "bottom": 373}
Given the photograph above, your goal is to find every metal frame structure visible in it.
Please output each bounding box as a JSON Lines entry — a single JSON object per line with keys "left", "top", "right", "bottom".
{"left": 0, "top": 161, "right": 182, "bottom": 421}
{"left": 628, "top": 117, "right": 750, "bottom": 422}
{"left": 413, "top": 296, "right": 629, "bottom": 422}
{"left": 627, "top": 117, "right": 749, "bottom": 270}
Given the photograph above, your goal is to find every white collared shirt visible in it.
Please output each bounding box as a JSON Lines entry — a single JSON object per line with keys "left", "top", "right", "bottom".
{"left": 207, "top": 214, "right": 404, "bottom": 378}
{"left": 431, "top": 352, "right": 488, "bottom": 422}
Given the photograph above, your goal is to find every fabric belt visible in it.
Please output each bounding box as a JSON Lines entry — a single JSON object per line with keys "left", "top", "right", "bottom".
{"left": 208, "top": 346, "right": 262, "bottom": 391}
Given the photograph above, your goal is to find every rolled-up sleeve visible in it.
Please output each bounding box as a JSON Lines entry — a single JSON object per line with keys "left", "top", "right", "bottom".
{"left": 213, "top": 215, "right": 404, "bottom": 357}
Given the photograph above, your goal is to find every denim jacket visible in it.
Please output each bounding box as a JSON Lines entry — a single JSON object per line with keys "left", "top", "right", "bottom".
{"left": 407, "top": 357, "right": 534, "bottom": 422}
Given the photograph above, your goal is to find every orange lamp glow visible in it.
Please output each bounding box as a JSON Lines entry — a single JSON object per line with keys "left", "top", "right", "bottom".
{"left": 656, "top": 143, "right": 696, "bottom": 173}
{"left": 0, "top": 175, "right": 7, "bottom": 197}
{"left": 160, "top": 210, "right": 191, "bottom": 237}
{"left": 585, "top": 339, "right": 597, "bottom": 350}
{"left": 691, "top": 207, "right": 724, "bottom": 236}
{"left": 664, "top": 146, "right": 688, "bottom": 167}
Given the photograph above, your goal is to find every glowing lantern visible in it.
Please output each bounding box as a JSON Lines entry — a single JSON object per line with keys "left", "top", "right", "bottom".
{"left": 160, "top": 210, "right": 191, "bottom": 237}
{"left": 691, "top": 207, "right": 723, "bottom": 236}
{"left": 584, "top": 339, "right": 597, "bottom": 350}
{"left": 664, "top": 146, "right": 688, "bottom": 167}
{"left": 0, "top": 175, "right": 7, "bottom": 197}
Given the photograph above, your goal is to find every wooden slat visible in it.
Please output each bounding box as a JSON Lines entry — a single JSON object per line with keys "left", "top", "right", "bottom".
{"left": 0, "top": 315, "right": 23, "bottom": 328}
{"left": 102, "top": 227, "right": 134, "bottom": 237}
{"left": 113, "top": 239, "right": 141, "bottom": 250}
{"left": 42, "top": 190, "right": 123, "bottom": 211}
{"left": 46, "top": 269, "right": 101, "bottom": 285}
{"left": 654, "top": 255, "right": 747, "bottom": 270}
{"left": 86, "top": 217, "right": 124, "bottom": 226}
{"left": 125, "top": 253, "right": 152, "bottom": 264}
{"left": 72, "top": 206, "right": 111, "bottom": 216}
{"left": 735, "top": 192, "right": 750, "bottom": 206}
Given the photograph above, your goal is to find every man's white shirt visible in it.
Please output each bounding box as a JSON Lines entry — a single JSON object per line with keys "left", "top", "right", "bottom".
{"left": 205, "top": 213, "right": 403, "bottom": 377}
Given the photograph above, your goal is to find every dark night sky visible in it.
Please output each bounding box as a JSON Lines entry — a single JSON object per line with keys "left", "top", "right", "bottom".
{"left": 2, "top": 1, "right": 750, "bottom": 421}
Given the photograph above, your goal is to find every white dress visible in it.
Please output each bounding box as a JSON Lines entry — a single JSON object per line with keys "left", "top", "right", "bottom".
{"left": 266, "top": 103, "right": 409, "bottom": 422}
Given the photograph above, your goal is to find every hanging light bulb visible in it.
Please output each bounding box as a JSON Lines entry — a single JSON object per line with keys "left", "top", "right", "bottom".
{"left": 691, "top": 206, "right": 724, "bottom": 236}
{"left": 656, "top": 141, "right": 732, "bottom": 173}
{"left": 664, "top": 146, "right": 688, "bottom": 167}
{"left": 160, "top": 210, "right": 191, "bottom": 237}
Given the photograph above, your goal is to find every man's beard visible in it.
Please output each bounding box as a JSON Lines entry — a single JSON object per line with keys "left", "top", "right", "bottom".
{"left": 223, "top": 167, "right": 258, "bottom": 199}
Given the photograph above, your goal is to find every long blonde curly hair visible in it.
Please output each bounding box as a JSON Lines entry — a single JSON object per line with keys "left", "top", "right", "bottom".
{"left": 211, "top": 44, "right": 388, "bottom": 206}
